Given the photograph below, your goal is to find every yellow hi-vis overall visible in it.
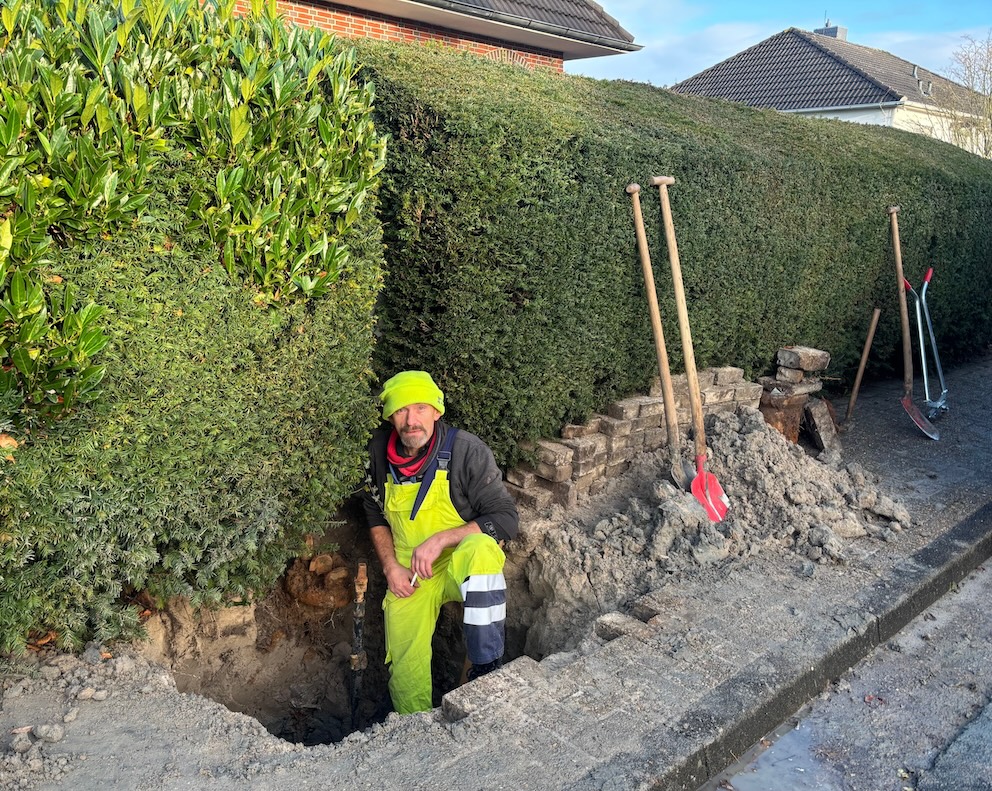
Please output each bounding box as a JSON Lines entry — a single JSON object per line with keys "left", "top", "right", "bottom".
{"left": 383, "top": 430, "right": 507, "bottom": 714}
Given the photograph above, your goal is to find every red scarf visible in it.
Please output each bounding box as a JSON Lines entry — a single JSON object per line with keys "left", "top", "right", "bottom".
{"left": 386, "top": 429, "right": 438, "bottom": 478}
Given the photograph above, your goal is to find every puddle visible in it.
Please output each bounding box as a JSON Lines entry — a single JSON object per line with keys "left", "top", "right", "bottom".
{"left": 703, "top": 719, "right": 848, "bottom": 791}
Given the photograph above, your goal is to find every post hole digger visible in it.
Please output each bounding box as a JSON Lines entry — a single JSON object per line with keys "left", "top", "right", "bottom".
{"left": 626, "top": 183, "right": 694, "bottom": 491}
{"left": 650, "top": 175, "right": 729, "bottom": 522}
{"left": 887, "top": 206, "right": 940, "bottom": 440}
{"left": 904, "top": 267, "right": 948, "bottom": 420}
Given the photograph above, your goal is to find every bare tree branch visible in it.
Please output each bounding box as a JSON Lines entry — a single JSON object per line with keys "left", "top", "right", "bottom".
{"left": 932, "top": 32, "right": 992, "bottom": 158}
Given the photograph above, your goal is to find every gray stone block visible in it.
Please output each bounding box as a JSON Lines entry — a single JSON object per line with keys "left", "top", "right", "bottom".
{"left": 777, "top": 345, "right": 831, "bottom": 372}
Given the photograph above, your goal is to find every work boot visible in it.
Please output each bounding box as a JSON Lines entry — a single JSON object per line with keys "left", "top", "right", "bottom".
{"left": 467, "top": 658, "right": 502, "bottom": 681}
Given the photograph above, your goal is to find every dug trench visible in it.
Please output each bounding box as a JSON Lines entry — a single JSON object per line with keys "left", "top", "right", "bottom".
{"left": 134, "top": 406, "right": 913, "bottom": 747}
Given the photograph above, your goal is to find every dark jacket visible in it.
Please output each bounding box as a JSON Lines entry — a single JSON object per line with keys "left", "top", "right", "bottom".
{"left": 362, "top": 420, "right": 519, "bottom": 543}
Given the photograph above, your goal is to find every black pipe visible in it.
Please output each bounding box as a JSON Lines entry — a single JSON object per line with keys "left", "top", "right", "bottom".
{"left": 349, "top": 561, "right": 369, "bottom": 728}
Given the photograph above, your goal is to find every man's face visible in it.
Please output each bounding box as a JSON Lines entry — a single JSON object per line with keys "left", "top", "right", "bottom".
{"left": 389, "top": 403, "right": 442, "bottom": 452}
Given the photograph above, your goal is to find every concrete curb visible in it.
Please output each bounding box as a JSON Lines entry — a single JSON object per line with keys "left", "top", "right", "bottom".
{"left": 418, "top": 504, "right": 992, "bottom": 791}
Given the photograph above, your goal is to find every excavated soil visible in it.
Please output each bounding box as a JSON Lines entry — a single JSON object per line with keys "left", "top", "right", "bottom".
{"left": 521, "top": 408, "right": 909, "bottom": 658}
{"left": 0, "top": 399, "right": 930, "bottom": 790}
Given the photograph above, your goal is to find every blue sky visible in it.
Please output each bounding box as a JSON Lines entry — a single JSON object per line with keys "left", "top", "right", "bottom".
{"left": 565, "top": 1, "right": 991, "bottom": 86}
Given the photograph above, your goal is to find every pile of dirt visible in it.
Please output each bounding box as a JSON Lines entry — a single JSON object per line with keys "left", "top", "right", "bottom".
{"left": 523, "top": 407, "right": 911, "bottom": 657}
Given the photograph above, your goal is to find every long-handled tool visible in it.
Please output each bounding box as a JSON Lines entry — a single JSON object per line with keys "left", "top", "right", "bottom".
{"left": 626, "top": 183, "right": 692, "bottom": 490}
{"left": 651, "top": 176, "right": 729, "bottom": 521}
{"left": 349, "top": 560, "right": 368, "bottom": 728}
{"left": 842, "top": 307, "right": 881, "bottom": 427}
{"left": 887, "top": 206, "right": 939, "bottom": 440}
{"left": 905, "top": 267, "right": 948, "bottom": 419}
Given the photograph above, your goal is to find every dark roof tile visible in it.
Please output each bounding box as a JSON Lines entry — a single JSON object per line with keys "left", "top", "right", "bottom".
{"left": 431, "top": 0, "right": 636, "bottom": 45}
{"left": 672, "top": 28, "right": 972, "bottom": 113}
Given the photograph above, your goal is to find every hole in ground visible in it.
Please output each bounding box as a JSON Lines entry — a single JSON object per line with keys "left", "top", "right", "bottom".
{"left": 136, "top": 499, "right": 532, "bottom": 745}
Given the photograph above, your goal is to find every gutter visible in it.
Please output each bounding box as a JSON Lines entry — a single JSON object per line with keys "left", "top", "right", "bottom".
{"left": 404, "top": 0, "right": 642, "bottom": 52}
{"left": 782, "top": 99, "right": 905, "bottom": 114}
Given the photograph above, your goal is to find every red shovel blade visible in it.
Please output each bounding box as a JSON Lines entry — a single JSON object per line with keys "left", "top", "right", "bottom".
{"left": 691, "top": 456, "right": 729, "bottom": 522}
{"left": 901, "top": 395, "right": 940, "bottom": 440}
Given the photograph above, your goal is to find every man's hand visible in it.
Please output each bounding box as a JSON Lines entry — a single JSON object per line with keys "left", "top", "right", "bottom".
{"left": 409, "top": 522, "right": 482, "bottom": 580}
{"left": 409, "top": 532, "right": 448, "bottom": 580}
{"left": 371, "top": 524, "right": 418, "bottom": 598}
{"left": 372, "top": 521, "right": 481, "bottom": 595}
{"left": 384, "top": 563, "right": 418, "bottom": 598}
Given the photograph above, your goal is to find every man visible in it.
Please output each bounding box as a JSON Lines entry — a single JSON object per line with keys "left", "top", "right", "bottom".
{"left": 362, "top": 370, "right": 519, "bottom": 714}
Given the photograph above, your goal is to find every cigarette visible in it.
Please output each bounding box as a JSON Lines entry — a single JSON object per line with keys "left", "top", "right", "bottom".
{"left": 410, "top": 573, "right": 419, "bottom": 586}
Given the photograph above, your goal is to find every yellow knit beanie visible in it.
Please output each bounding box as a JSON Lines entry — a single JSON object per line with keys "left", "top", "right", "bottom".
{"left": 379, "top": 371, "right": 445, "bottom": 419}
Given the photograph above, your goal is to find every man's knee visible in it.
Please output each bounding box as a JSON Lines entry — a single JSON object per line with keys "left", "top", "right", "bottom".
{"left": 452, "top": 532, "right": 506, "bottom": 577}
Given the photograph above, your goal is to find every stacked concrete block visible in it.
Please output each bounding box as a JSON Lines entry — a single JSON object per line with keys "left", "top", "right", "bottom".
{"left": 505, "top": 367, "right": 770, "bottom": 513}
{"left": 559, "top": 416, "right": 602, "bottom": 440}
{"left": 650, "top": 368, "right": 757, "bottom": 417}
{"left": 667, "top": 373, "right": 691, "bottom": 422}
{"left": 504, "top": 439, "right": 575, "bottom": 510}
{"left": 735, "top": 381, "right": 764, "bottom": 409}
{"left": 561, "top": 433, "right": 607, "bottom": 498}
{"left": 648, "top": 373, "right": 689, "bottom": 421}
{"left": 757, "top": 346, "right": 831, "bottom": 443}
{"left": 504, "top": 466, "right": 552, "bottom": 511}
{"left": 702, "top": 366, "right": 756, "bottom": 415}
{"left": 599, "top": 414, "right": 635, "bottom": 468}
{"left": 611, "top": 395, "right": 667, "bottom": 473}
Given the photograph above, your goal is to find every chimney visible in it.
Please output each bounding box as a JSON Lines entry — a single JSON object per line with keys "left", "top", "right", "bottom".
{"left": 814, "top": 25, "right": 848, "bottom": 40}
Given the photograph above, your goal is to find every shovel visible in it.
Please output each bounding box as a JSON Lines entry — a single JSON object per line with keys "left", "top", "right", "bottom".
{"left": 887, "top": 206, "right": 939, "bottom": 440}
{"left": 626, "top": 183, "right": 692, "bottom": 490}
{"left": 651, "top": 176, "right": 729, "bottom": 521}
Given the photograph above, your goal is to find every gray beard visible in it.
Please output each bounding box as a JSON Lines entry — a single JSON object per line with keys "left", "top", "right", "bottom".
{"left": 400, "top": 432, "right": 429, "bottom": 456}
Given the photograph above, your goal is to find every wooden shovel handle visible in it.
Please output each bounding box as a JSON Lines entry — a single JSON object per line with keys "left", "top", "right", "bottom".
{"left": 626, "top": 184, "right": 681, "bottom": 452}
{"left": 652, "top": 176, "right": 707, "bottom": 461}
{"left": 888, "top": 206, "right": 914, "bottom": 398}
{"left": 846, "top": 307, "right": 880, "bottom": 423}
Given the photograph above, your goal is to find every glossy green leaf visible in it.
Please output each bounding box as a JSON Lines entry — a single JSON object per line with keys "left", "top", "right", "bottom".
{"left": 229, "top": 104, "right": 249, "bottom": 148}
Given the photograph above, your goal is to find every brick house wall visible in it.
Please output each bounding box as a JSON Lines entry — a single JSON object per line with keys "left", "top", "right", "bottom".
{"left": 232, "top": 0, "right": 565, "bottom": 70}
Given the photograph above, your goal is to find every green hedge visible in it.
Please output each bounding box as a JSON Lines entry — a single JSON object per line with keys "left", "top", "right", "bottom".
{"left": 356, "top": 41, "right": 992, "bottom": 465}
{"left": 0, "top": 0, "right": 385, "bottom": 652}
{"left": 1, "top": 158, "right": 384, "bottom": 648}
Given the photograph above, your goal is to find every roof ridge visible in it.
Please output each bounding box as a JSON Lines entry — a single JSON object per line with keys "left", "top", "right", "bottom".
{"left": 672, "top": 25, "right": 981, "bottom": 117}
{"left": 788, "top": 27, "right": 902, "bottom": 102}
{"left": 669, "top": 29, "right": 777, "bottom": 88}
{"left": 416, "top": 0, "right": 638, "bottom": 47}
{"left": 582, "top": 0, "right": 624, "bottom": 32}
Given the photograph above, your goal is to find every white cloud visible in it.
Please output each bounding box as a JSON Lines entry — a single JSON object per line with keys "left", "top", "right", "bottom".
{"left": 567, "top": 21, "right": 779, "bottom": 87}
{"left": 859, "top": 28, "right": 990, "bottom": 77}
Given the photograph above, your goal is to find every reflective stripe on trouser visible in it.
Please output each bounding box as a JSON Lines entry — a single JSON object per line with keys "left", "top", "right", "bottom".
{"left": 383, "top": 533, "right": 506, "bottom": 714}
{"left": 460, "top": 569, "right": 506, "bottom": 665}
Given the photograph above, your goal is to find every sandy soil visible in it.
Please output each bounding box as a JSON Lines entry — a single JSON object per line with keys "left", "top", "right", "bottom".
{"left": 2, "top": 349, "right": 989, "bottom": 791}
